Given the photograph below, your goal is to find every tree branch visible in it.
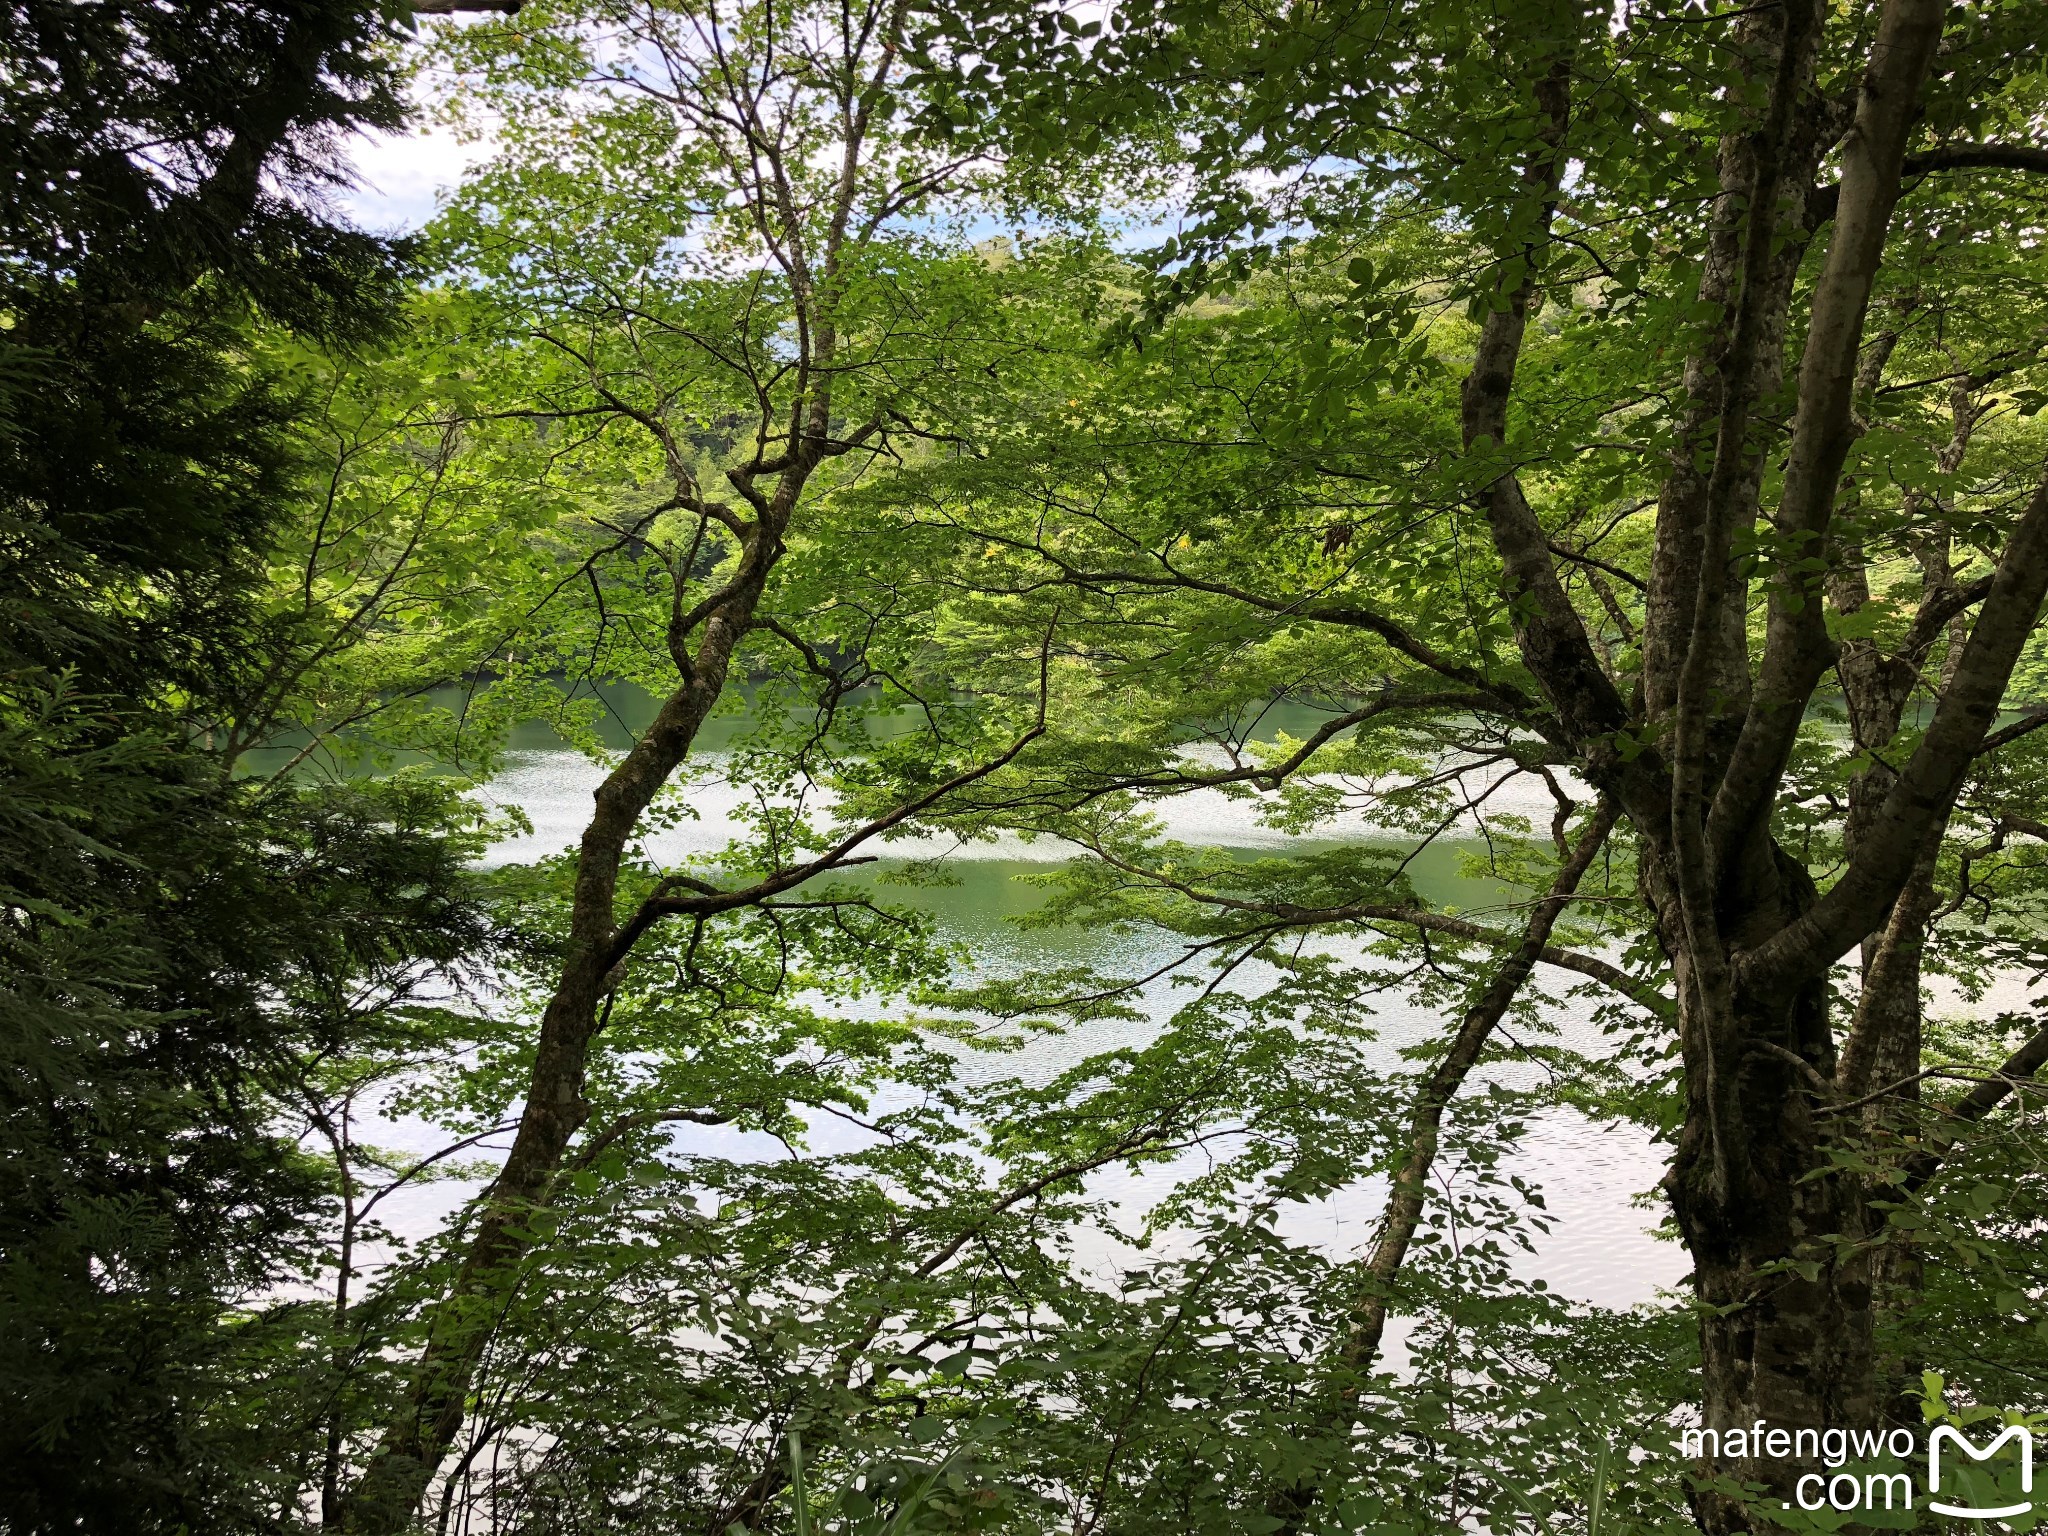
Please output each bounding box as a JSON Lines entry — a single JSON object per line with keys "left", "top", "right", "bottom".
{"left": 1742, "top": 462, "right": 2048, "bottom": 990}
{"left": 1810, "top": 142, "right": 2048, "bottom": 221}
{"left": 1706, "top": 0, "right": 1950, "bottom": 880}
{"left": 1072, "top": 839, "right": 1669, "bottom": 1017}
{"left": 1463, "top": 56, "right": 1633, "bottom": 755}
{"left": 601, "top": 628, "right": 1058, "bottom": 971}
{"left": 1903, "top": 1020, "right": 2048, "bottom": 1191}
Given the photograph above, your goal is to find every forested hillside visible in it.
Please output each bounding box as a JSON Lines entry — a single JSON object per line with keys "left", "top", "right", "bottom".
{"left": 4, "top": 1, "right": 2048, "bottom": 1533}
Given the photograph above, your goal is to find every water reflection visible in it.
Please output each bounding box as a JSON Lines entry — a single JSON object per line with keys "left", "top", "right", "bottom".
{"left": 343, "top": 684, "right": 1684, "bottom": 1312}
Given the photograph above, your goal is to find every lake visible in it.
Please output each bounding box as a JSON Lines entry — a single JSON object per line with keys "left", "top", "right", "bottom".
{"left": 336, "top": 689, "right": 1687, "bottom": 1315}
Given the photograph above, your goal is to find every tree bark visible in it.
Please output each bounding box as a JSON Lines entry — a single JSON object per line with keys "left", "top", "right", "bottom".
{"left": 1454, "top": 1, "right": 1982, "bottom": 1524}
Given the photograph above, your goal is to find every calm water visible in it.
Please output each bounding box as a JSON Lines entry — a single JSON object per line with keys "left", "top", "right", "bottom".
{"left": 344, "top": 690, "right": 1685, "bottom": 1313}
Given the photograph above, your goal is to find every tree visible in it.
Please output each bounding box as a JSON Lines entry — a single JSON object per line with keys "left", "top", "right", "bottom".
{"left": 0, "top": 5, "right": 508, "bottom": 1529}
{"left": 16, "top": 0, "right": 2045, "bottom": 1527}
{"left": 910, "top": 0, "right": 2048, "bottom": 1520}
{"left": 335, "top": 3, "right": 1069, "bottom": 1523}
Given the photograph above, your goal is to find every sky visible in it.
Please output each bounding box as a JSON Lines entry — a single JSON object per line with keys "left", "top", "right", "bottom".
{"left": 338, "top": 120, "right": 487, "bottom": 234}
{"left": 337, "top": 117, "right": 1182, "bottom": 253}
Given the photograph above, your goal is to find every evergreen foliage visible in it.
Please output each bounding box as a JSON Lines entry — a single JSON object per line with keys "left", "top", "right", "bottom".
{"left": 0, "top": 6, "right": 491, "bottom": 1530}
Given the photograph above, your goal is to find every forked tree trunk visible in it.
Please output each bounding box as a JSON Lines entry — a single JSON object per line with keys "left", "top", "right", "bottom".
{"left": 1453, "top": 0, "right": 2015, "bottom": 1525}
{"left": 1644, "top": 450, "right": 2048, "bottom": 1530}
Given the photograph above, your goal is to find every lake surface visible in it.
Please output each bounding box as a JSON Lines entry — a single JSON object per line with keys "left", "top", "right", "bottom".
{"left": 353, "top": 691, "right": 1687, "bottom": 1314}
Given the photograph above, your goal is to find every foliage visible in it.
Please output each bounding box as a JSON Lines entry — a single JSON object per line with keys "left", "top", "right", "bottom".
{"left": 9, "top": 0, "right": 2048, "bottom": 1531}
{"left": 0, "top": 4, "right": 509, "bottom": 1531}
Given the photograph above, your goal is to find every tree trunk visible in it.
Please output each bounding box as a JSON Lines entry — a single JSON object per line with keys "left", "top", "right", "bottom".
{"left": 1336, "top": 799, "right": 1620, "bottom": 1382}
{"left": 1826, "top": 371, "right": 1987, "bottom": 1422}
{"left": 1852, "top": 857, "right": 1937, "bottom": 1425}
{"left": 1668, "top": 930, "right": 1880, "bottom": 1524}
{"left": 1454, "top": 1, "right": 1965, "bottom": 1524}
{"left": 340, "top": 524, "right": 788, "bottom": 1531}
{"left": 1273, "top": 800, "right": 1620, "bottom": 1533}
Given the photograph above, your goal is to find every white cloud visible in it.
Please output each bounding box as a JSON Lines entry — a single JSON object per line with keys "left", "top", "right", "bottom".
{"left": 338, "top": 122, "right": 490, "bottom": 234}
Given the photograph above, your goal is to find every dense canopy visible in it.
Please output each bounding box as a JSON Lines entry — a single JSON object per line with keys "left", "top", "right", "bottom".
{"left": 4, "top": 0, "right": 2048, "bottom": 1533}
